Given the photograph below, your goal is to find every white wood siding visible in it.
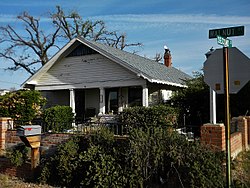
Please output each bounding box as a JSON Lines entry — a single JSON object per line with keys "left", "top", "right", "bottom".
{"left": 36, "top": 54, "right": 145, "bottom": 90}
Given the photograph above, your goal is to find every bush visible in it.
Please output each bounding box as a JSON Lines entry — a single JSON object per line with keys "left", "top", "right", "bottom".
{"left": 119, "top": 105, "right": 178, "bottom": 129}
{"left": 39, "top": 136, "right": 82, "bottom": 186}
{"left": 39, "top": 126, "right": 225, "bottom": 188}
{"left": 6, "top": 143, "right": 29, "bottom": 167}
{"left": 43, "top": 105, "right": 74, "bottom": 132}
{"left": 232, "top": 150, "right": 250, "bottom": 187}
{"left": 125, "top": 127, "right": 225, "bottom": 187}
{"left": 0, "top": 90, "right": 46, "bottom": 124}
{"left": 39, "top": 128, "right": 125, "bottom": 187}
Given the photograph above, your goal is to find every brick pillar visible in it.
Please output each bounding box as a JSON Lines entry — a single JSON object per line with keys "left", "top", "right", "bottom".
{"left": 200, "top": 123, "right": 225, "bottom": 151}
{"left": 246, "top": 116, "right": 250, "bottom": 146}
{"left": 0, "top": 117, "right": 13, "bottom": 155}
{"left": 236, "top": 117, "right": 248, "bottom": 150}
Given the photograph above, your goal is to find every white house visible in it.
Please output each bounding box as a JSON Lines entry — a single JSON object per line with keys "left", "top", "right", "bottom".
{"left": 22, "top": 37, "right": 191, "bottom": 119}
{"left": 0, "top": 89, "right": 10, "bottom": 96}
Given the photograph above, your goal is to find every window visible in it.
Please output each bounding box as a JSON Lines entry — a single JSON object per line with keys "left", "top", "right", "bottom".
{"left": 128, "top": 87, "right": 142, "bottom": 107}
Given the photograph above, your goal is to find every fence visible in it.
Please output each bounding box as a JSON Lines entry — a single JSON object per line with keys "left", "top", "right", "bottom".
{"left": 13, "top": 114, "right": 130, "bottom": 136}
{"left": 200, "top": 116, "right": 250, "bottom": 159}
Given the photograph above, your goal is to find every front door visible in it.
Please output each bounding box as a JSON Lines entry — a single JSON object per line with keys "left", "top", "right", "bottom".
{"left": 75, "top": 89, "right": 85, "bottom": 120}
{"left": 105, "top": 88, "right": 119, "bottom": 114}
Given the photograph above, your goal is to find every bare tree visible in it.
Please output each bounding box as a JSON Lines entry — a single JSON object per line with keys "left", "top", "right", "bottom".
{"left": 0, "top": 6, "right": 142, "bottom": 75}
{"left": 0, "top": 12, "right": 60, "bottom": 74}
{"left": 51, "top": 6, "right": 142, "bottom": 50}
{"left": 153, "top": 53, "right": 163, "bottom": 62}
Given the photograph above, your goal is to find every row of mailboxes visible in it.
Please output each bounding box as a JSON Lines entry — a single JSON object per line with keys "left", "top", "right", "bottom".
{"left": 16, "top": 125, "right": 41, "bottom": 137}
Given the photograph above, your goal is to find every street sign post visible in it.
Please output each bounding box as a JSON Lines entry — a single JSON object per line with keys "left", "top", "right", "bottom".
{"left": 209, "top": 26, "right": 244, "bottom": 39}
{"left": 207, "top": 26, "right": 246, "bottom": 188}
{"left": 217, "top": 35, "right": 232, "bottom": 48}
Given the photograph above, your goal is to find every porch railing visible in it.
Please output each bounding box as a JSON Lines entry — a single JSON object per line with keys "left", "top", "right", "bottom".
{"left": 13, "top": 115, "right": 130, "bottom": 136}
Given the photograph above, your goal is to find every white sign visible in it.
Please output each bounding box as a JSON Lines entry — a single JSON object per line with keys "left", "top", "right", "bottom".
{"left": 217, "top": 35, "right": 232, "bottom": 47}
{"left": 204, "top": 47, "right": 250, "bottom": 94}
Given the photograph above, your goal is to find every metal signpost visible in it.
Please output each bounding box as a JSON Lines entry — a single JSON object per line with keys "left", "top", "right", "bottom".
{"left": 208, "top": 26, "right": 245, "bottom": 188}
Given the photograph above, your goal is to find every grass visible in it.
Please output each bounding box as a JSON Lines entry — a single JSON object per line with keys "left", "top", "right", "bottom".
{"left": 0, "top": 173, "right": 54, "bottom": 188}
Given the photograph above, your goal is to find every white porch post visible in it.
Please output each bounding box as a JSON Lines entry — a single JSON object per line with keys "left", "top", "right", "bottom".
{"left": 142, "top": 86, "right": 149, "bottom": 107}
{"left": 69, "top": 89, "right": 76, "bottom": 115}
{"left": 210, "top": 88, "right": 216, "bottom": 124}
{"left": 118, "top": 87, "right": 123, "bottom": 113}
{"left": 99, "top": 87, "right": 105, "bottom": 115}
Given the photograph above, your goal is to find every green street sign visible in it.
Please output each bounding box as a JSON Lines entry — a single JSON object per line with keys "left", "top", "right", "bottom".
{"left": 209, "top": 26, "right": 244, "bottom": 39}
{"left": 217, "top": 35, "right": 232, "bottom": 47}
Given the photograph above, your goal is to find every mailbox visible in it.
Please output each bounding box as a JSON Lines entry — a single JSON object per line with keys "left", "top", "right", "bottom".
{"left": 17, "top": 125, "right": 41, "bottom": 137}
{"left": 16, "top": 125, "right": 42, "bottom": 169}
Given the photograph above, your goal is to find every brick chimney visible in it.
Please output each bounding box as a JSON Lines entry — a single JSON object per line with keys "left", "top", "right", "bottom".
{"left": 164, "top": 46, "right": 172, "bottom": 67}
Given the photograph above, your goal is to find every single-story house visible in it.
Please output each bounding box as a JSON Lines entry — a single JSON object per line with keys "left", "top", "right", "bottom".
{"left": 22, "top": 37, "right": 191, "bottom": 119}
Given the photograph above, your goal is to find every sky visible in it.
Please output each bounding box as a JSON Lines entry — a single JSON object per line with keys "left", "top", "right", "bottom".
{"left": 0, "top": 0, "right": 250, "bottom": 89}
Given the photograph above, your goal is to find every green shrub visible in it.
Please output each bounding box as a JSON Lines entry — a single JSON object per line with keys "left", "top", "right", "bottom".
{"left": 0, "top": 90, "right": 46, "bottom": 124}
{"left": 125, "top": 127, "right": 225, "bottom": 188}
{"left": 119, "top": 105, "right": 178, "bottom": 129}
{"left": 80, "top": 145, "right": 124, "bottom": 188}
{"left": 39, "top": 129, "right": 127, "bottom": 187}
{"left": 43, "top": 105, "right": 74, "bottom": 132}
{"left": 39, "top": 124, "right": 225, "bottom": 188}
{"left": 6, "top": 143, "right": 29, "bottom": 167}
{"left": 39, "top": 136, "right": 83, "bottom": 186}
{"left": 232, "top": 150, "right": 250, "bottom": 187}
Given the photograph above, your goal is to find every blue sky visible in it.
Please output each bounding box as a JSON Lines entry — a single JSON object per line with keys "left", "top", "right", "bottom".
{"left": 0, "top": 0, "right": 250, "bottom": 89}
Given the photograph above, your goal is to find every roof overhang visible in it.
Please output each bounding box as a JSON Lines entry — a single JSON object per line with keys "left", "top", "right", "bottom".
{"left": 137, "top": 73, "right": 186, "bottom": 88}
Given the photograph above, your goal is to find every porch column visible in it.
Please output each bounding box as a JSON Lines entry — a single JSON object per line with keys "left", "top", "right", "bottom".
{"left": 142, "top": 86, "right": 149, "bottom": 107}
{"left": 69, "top": 89, "right": 76, "bottom": 115}
{"left": 99, "top": 87, "right": 105, "bottom": 115}
{"left": 118, "top": 87, "right": 123, "bottom": 113}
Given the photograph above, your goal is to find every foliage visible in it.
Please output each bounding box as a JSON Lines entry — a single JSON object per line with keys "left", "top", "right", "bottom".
{"left": 169, "top": 71, "right": 210, "bottom": 127}
{"left": 0, "top": 90, "right": 46, "bottom": 124}
{"left": 80, "top": 145, "right": 124, "bottom": 188}
{"left": 217, "top": 81, "right": 250, "bottom": 120}
{"left": 39, "top": 125, "right": 225, "bottom": 187}
{"left": 6, "top": 143, "right": 29, "bottom": 167}
{"left": 126, "top": 127, "right": 225, "bottom": 188}
{"left": 119, "top": 105, "right": 179, "bottom": 130}
{"left": 39, "top": 136, "right": 82, "bottom": 186}
{"left": 42, "top": 105, "right": 74, "bottom": 132}
{"left": 0, "top": 6, "right": 141, "bottom": 75}
{"left": 39, "top": 128, "right": 126, "bottom": 187}
{"left": 169, "top": 71, "right": 250, "bottom": 127}
{"left": 232, "top": 150, "right": 250, "bottom": 187}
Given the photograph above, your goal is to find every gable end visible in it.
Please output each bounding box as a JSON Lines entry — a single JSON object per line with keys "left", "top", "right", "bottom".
{"left": 66, "top": 43, "right": 98, "bottom": 57}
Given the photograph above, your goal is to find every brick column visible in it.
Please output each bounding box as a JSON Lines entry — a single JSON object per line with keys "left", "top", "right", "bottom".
{"left": 246, "top": 116, "right": 250, "bottom": 146}
{"left": 0, "top": 117, "right": 13, "bottom": 155}
{"left": 200, "top": 123, "right": 225, "bottom": 151}
{"left": 237, "top": 116, "right": 249, "bottom": 150}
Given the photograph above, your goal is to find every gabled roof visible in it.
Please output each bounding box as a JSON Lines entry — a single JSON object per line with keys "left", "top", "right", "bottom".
{"left": 22, "top": 37, "right": 191, "bottom": 88}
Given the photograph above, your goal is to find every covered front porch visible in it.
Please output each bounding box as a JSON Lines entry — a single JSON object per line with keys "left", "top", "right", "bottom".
{"left": 42, "top": 83, "right": 175, "bottom": 120}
